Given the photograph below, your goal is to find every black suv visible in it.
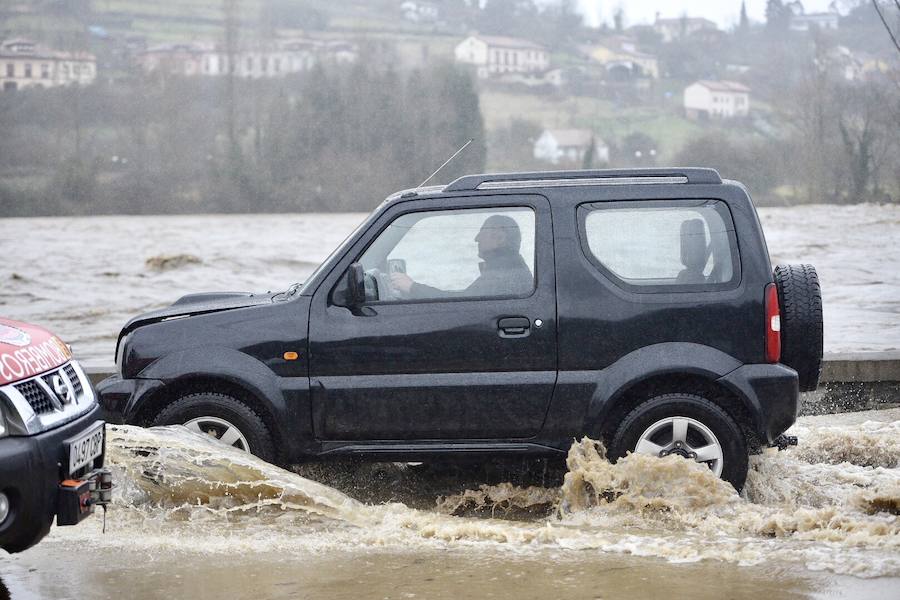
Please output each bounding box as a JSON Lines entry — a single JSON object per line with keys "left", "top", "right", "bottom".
{"left": 97, "top": 168, "right": 823, "bottom": 490}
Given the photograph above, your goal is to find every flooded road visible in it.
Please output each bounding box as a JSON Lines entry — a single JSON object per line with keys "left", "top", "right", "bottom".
{"left": 2, "top": 409, "right": 899, "bottom": 599}
{"left": 2, "top": 546, "right": 895, "bottom": 600}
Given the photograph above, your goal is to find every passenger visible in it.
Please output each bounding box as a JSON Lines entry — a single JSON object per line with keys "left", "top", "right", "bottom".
{"left": 390, "top": 214, "right": 533, "bottom": 299}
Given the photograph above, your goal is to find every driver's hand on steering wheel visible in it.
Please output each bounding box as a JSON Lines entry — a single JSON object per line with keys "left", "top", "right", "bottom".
{"left": 390, "top": 272, "right": 414, "bottom": 294}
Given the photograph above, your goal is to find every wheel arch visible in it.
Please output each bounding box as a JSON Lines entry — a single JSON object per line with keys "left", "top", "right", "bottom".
{"left": 585, "top": 343, "right": 762, "bottom": 450}
{"left": 128, "top": 348, "right": 293, "bottom": 461}
{"left": 133, "top": 375, "right": 286, "bottom": 458}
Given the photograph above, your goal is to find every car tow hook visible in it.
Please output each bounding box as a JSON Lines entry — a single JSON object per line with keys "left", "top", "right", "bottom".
{"left": 58, "top": 468, "right": 114, "bottom": 531}
{"left": 772, "top": 434, "right": 799, "bottom": 451}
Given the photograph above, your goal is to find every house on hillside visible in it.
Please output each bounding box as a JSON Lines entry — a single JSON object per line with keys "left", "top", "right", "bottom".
{"left": 137, "top": 38, "right": 354, "bottom": 78}
{"left": 0, "top": 38, "right": 96, "bottom": 91}
{"left": 825, "top": 45, "right": 891, "bottom": 82}
{"left": 788, "top": 2, "right": 839, "bottom": 31}
{"left": 533, "top": 129, "right": 609, "bottom": 166}
{"left": 454, "top": 35, "right": 548, "bottom": 79}
{"left": 653, "top": 15, "right": 717, "bottom": 42}
{"left": 684, "top": 80, "right": 750, "bottom": 119}
{"left": 584, "top": 37, "right": 659, "bottom": 80}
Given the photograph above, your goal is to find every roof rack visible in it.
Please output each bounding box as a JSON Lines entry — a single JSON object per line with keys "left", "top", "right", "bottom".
{"left": 444, "top": 168, "right": 722, "bottom": 192}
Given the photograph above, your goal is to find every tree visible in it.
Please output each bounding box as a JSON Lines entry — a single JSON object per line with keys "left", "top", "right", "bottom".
{"left": 613, "top": 7, "right": 624, "bottom": 32}
{"left": 765, "top": 0, "right": 790, "bottom": 31}
{"left": 836, "top": 81, "right": 896, "bottom": 201}
{"left": 739, "top": 1, "right": 750, "bottom": 33}
{"left": 582, "top": 137, "right": 596, "bottom": 169}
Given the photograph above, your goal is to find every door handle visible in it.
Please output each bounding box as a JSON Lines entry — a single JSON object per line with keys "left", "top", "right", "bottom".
{"left": 498, "top": 317, "right": 531, "bottom": 337}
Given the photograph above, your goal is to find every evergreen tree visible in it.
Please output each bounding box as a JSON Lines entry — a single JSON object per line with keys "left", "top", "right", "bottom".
{"left": 765, "top": 0, "right": 789, "bottom": 31}
{"left": 739, "top": 0, "right": 750, "bottom": 33}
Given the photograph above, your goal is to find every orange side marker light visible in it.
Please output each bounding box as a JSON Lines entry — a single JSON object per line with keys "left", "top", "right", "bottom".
{"left": 283, "top": 351, "right": 299, "bottom": 361}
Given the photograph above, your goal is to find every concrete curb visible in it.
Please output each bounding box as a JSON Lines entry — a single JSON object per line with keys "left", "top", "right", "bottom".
{"left": 83, "top": 352, "right": 900, "bottom": 417}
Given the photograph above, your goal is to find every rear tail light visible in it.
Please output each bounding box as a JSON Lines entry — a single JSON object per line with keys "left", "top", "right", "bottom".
{"left": 765, "top": 283, "right": 781, "bottom": 363}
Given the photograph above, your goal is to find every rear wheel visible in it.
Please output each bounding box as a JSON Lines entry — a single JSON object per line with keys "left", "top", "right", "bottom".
{"left": 151, "top": 392, "right": 276, "bottom": 463}
{"left": 609, "top": 393, "right": 749, "bottom": 491}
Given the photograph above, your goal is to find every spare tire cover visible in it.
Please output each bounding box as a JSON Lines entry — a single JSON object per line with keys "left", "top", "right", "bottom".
{"left": 774, "top": 264, "right": 824, "bottom": 392}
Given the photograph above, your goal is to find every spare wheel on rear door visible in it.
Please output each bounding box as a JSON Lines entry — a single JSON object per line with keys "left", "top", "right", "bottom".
{"left": 773, "top": 264, "right": 823, "bottom": 392}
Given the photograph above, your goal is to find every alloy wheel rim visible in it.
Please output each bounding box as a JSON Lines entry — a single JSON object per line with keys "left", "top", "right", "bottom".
{"left": 184, "top": 416, "right": 250, "bottom": 452}
{"left": 633, "top": 416, "right": 724, "bottom": 477}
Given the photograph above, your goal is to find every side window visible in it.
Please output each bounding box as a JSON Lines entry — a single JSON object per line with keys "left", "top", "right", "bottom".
{"left": 358, "top": 206, "right": 536, "bottom": 302}
{"left": 579, "top": 200, "right": 739, "bottom": 291}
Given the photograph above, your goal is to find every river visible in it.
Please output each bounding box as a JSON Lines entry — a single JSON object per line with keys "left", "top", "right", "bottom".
{"left": 1, "top": 204, "right": 899, "bottom": 365}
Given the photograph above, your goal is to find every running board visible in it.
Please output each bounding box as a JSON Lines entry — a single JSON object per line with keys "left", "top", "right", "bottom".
{"left": 317, "top": 441, "right": 566, "bottom": 458}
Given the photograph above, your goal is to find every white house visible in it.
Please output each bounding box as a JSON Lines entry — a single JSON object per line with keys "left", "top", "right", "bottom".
{"left": 788, "top": 1, "right": 839, "bottom": 31}
{"left": 584, "top": 37, "right": 659, "bottom": 79}
{"left": 533, "top": 129, "right": 609, "bottom": 166}
{"left": 684, "top": 80, "right": 750, "bottom": 119}
{"left": 0, "top": 38, "right": 96, "bottom": 91}
{"left": 789, "top": 12, "right": 839, "bottom": 31}
{"left": 454, "top": 35, "right": 548, "bottom": 79}
{"left": 137, "top": 38, "right": 354, "bottom": 79}
{"left": 653, "top": 16, "right": 718, "bottom": 42}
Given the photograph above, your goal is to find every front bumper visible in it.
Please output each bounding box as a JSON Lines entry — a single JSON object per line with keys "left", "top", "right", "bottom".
{"left": 0, "top": 405, "right": 105, "bottom": 553}
{"left": 96, "top": 375, "right": 164, "bottom": 424}
{"left": 718, "top": 363, "right": 800, "bottom": 446}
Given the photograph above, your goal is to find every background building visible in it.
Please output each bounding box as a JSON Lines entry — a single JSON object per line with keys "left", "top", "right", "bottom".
{"left": 684, "top": 80, "right": 751, "bottom": 119}
{"left": 0, "top": 38, "right": 96, "bottom": 90}
{"left": 533, "top": 129, "right": 609, "bottom": 165}
{"left": 454, "top": 35, "right": 548, "bottom": 79}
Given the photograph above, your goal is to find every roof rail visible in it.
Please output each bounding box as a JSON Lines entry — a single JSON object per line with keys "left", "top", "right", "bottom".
{"left": 444, "top": 168, "right": 722, "bottom": 192}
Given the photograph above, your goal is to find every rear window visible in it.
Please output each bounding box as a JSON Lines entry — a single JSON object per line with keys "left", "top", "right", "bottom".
{"left": 578, "top": 199, "right": 740, "bottom": 292}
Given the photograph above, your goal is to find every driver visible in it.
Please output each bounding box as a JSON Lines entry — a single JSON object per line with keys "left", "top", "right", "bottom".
{"left": 390, "top": 214, "right": 533, "bottom": 299}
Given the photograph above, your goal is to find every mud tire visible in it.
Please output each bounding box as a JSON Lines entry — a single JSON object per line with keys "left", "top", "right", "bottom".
{"left": 151, "top": 392, "right": 277, "bottom": 463}
{"left": 609, "top": 393, "right": 749, "bottom": 492}
{"left": 774, "top": 264, "right": 824, "bottom": 392}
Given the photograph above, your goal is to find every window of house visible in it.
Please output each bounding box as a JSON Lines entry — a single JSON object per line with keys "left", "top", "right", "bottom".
{"left": 261, "top": 57, "right": 268, "bottom": 73}
{"left": 41, "top": 63, "right": 49, "bottom": 78}
{"left": 5, "top": 63, "right": 13, "bottom": 77}
{"left": 579, "top": 200, "right": 739, "bottom": 291}
{"left": 246, "top": 56, "right": 253, "bottom": 71}
{"left": 24, "top": 63, "right": 32, "bottom": 78}
{"left": 356, "top": 207, "right": 536, "bottom": 302}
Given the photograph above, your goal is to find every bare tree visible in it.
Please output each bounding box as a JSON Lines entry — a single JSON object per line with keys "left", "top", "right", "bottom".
{"left": 223, "top": 0, "right": 240, "bottom": 156}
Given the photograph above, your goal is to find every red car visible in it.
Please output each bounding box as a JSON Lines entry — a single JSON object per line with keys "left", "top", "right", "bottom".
{"left": 0, "top": 318, "right": 110, "bottom": 553}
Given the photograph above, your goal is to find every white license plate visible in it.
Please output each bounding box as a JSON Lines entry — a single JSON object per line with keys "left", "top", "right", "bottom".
{"left": 68, "top": 422, "right": 104, "bottom": 475}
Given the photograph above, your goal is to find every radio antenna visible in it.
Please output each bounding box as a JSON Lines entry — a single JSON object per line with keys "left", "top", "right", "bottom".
{"left": 418, "top": 138, "right": 474, "bottom": 187}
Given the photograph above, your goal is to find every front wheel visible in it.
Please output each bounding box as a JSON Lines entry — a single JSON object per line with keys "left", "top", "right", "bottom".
{"left": 609, "top": 393, "right": 749, "bottom": 491}
{"left": 151, "top": 392, "right": 277, "bottom": 464}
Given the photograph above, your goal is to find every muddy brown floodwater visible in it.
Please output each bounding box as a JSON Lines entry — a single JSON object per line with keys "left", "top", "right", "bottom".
{"left": 2, "top": 409, "right": 899, "bottom": 599}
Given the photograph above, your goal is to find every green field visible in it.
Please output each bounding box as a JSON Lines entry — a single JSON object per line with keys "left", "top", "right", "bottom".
{"left": 0, "top": 0, "right": 423, "bottom": 43}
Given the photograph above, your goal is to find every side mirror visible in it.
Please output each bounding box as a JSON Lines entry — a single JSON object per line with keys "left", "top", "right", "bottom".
{"left": 347, "top": 263, "right": 366, "bottom": 306}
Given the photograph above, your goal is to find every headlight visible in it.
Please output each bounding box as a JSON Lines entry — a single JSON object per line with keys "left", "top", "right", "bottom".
{"left": 0, "top": 397, "right": 8, "bottom": 438}
{"left": 115, "top": 333, "right": 128, "bottom": 377}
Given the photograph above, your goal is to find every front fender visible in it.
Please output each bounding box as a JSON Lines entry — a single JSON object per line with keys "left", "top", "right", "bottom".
{"left": 133, "top": 347, "right": 308, "bottom": 448}
{"left": 138, "top": 346, "right": 283, "bottom": 403}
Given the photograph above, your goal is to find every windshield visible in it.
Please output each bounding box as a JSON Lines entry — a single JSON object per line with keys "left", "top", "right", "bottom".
{"left": 298, "top": 209, "right": 381, "bottom": 296}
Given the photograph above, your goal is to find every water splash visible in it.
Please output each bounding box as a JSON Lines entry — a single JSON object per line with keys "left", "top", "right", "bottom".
{"left": 79, "top": 410, "right": 900, "bottom": 578}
